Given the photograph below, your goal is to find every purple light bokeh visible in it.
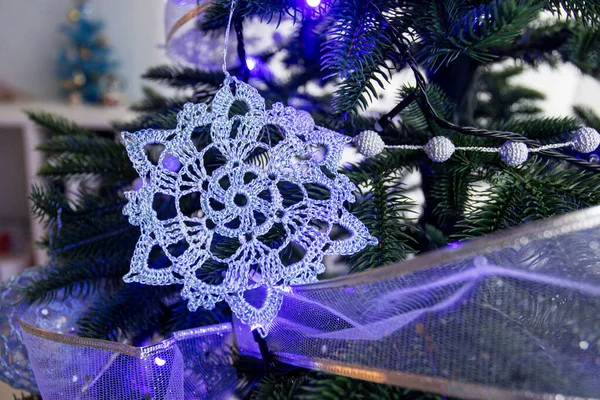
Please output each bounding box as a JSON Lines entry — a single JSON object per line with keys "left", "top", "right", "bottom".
{"left": 162, "top": 154, "right": 181, "bottom": 172}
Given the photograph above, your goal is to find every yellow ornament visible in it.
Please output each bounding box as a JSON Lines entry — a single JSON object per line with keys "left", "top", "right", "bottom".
{"left": 67, "top": 8, "right": 79, "bottom": 22}
{"left": 73, "top": 72, "right": 86, "bottom": 87}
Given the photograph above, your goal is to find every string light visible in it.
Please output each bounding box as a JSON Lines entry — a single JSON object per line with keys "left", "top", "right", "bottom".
{"left": 246, "top": 56, "right": 257, "bottom": 71}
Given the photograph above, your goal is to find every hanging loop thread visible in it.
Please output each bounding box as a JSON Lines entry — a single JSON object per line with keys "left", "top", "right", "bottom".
{"left": 222, "top": 0, "right": 237, "bottom": 76}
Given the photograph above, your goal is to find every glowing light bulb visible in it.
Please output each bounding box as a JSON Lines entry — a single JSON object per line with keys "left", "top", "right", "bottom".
{"left": 154, "top": 357, "right": 166, "bottom": 366}
{"left": 246, "top": 57, "right": 257, "bottom": 71}
{"left": 307, "top": 0, "right": 321, "bottom": 7}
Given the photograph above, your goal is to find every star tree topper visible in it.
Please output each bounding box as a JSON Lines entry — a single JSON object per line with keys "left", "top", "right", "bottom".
{"left": 122, "top": 76, "right": 376, "bottom": 335}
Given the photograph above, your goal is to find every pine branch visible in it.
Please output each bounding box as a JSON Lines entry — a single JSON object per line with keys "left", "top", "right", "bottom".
{"left": 495, "top": 20, "right": 572, "bottom": 64}
{"left": 31, "top": 123, "right": 135, "bottom": 184}
{"left": 321, "top": 0, "right": 397, "bottom": 120}
{"left": 497, "top": 20, "right": 600, "bottom": 76}
{"left": 544, "top": 0, "right": 600, "bottom": 25}
{"left": 130, "top": 87, "right": 193, "bottom": 113}
{"left": 34, "top": 188, "right": 123, "bottom": 223}
{"left": 251, "top": 372, "right": 309, "bottom": 400}
{"left": 301, "top": 372, "right": 444, "bottom": 400}
{"left": 574, "top": 105, "right": 600, "bottom": 130}
{"left": 46, "top": 213, "right": 138, "bottom": 263}
{"left": 418, "top": 0, "right": 541, "bottom": 65}
{"left": 142, "top": 65, "right": 225, "bottom": 89}
{"left": 430, "top": 158, "right": 478, "bottom": 224}
{"left": 201, "top": 0, "right": 303, "bottom": 31}
{"left": 562, "top": 25, "right": 600, "bottom": 75}
{"left": 488, "top": 64, "right": 527, "bottom": 81}
{"left": 496, "top": 117, "right": 579, "bottom": 141}
{"left": 345, "top": 151, "right": 419, "bottom": 271}
{"left": 161, "top": 300, "right": 229, "bottom": 334}
{"left": 21, "top": 256, "right": 128, "bottom": 304}
{"left": 114, "top": 110, "right": 179, "bottom": 132}
{"left": 404, "top": 60, "right": 600, "bottom": 172}
{"left": 454, "top": 172, "right": 521, "bottom": 238}
{"left": 425, "top": 133, "right": 503, "bottom": 237}
{"left": 399, "top": 84, "right": 454, "bottom": 137}
{"left": 251, "top": 370, "right": 445, "bottom": 400}
{"left": 474, "top": 67, "right": 546, "bottom": 123}
{"left": 34, "top": 189, "right": 137, "bottom": 264}
{"left": 29, "top": 184, "right": 70, "bottom": 222}
{"left": 38, "top": 153, "right": 136, "bottom": 184}
{"left": 25, "top": 110, "right": 94, "bottom": 137}
{"left": 37, "top": 134, "right": 127, "bottom": 159}
{"left": 455, "top": 160, "right": 600, "bottom": 239}
{"left": 77, "top": 284, "right": 173, "bottom": 341}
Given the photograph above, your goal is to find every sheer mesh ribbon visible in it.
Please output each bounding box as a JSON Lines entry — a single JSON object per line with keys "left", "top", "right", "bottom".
{"left": 19, "top": 311, "right": 236, "bottom": 400}
{"left": 19, "top": 206, "right": 600, "bottom": 399}
{"left": 267, "top": 206, "right": 600, "bottom": 399}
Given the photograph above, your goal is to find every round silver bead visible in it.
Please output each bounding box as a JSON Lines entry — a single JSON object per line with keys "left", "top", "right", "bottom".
{"left": 572, "top": 127, "right": 600, "bottom": 153}
{"left": 354, "top": 130, "right": 386, "bottom": 158}
{"left": 499, "top": 141, "right": 529, "bottom": 166}
{"left": 424, "top": 136, "right": 455, "bottom": 162}
{"left": 296, "top": 110, "right": 315, "bottom": 133}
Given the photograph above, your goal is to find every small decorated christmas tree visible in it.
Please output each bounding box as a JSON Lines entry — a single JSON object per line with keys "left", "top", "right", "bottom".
{"left": 56, "top": 0, "right": 117, "bottom": 104}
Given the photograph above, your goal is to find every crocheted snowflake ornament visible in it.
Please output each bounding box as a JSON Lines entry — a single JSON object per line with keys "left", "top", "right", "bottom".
{"left": 121, "top": 76, "right": 376, "bottom": 334}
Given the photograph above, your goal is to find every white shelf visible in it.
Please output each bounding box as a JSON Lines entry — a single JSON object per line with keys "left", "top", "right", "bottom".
{"left": 0, "top": 100, "right": 137, "bottom": 272}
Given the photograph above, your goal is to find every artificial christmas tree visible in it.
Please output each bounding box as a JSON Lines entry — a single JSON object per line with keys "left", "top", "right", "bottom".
{"left": 5, "top": 0, "right": 600, "bottom": 398}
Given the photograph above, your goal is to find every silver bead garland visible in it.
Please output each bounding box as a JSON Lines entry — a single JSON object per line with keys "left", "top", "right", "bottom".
{"left": 354, "top": 127, "right": 600, "bottom": 166}
{"left": 499, "top": 141, "right": 529, "bottom": 167}
{"left": 424, "top": 136, "right": 455, "bottom": 162}
{"left": 354, "top": 130, "right": 386, "bottom": 158}
{"left": 572, "top": 127, "right": 600, "bottom": 154}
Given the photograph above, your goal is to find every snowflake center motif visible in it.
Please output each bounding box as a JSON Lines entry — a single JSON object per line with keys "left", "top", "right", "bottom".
{"left": 202, "top": 162, "right": 280, "bottom": 238}
{"left": 122, "top": 76, "right": 376, "bottom": 335}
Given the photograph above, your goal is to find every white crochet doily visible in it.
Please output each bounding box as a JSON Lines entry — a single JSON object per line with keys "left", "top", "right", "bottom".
{"left": 122, "top": 76, "right": 376, "bottom": 334}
